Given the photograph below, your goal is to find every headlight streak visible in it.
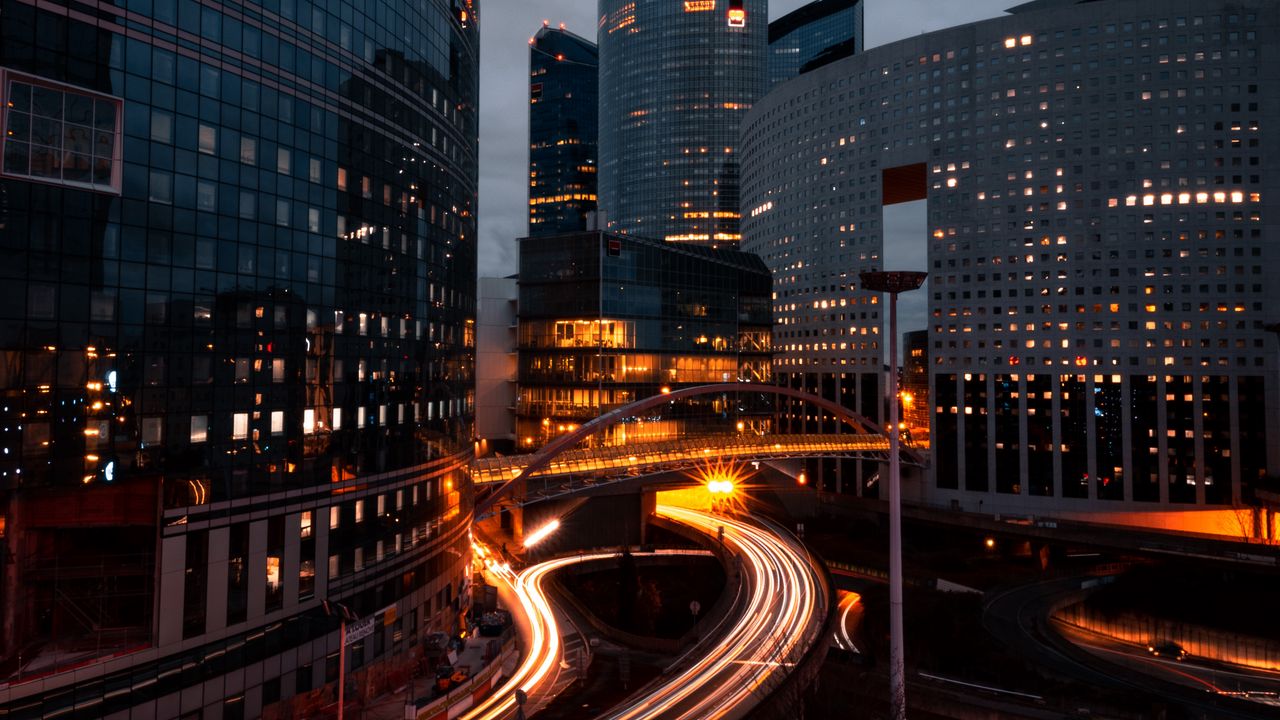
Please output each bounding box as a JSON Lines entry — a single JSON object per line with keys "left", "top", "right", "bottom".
{"left": 461, "top": 547, "right": 714, "bottom": 720}
{"left": 600, "top": 505, "right": 827, "bottom": 720}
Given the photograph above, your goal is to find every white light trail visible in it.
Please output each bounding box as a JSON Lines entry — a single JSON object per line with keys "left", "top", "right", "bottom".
{"left": 521, "top": 518, "right": 560, "bottom": 548}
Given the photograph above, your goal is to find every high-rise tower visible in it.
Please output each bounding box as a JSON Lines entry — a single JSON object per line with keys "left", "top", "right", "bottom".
{"left": 529, "top": 24, "right": 599, "bottom": 237}
{"left": 768, "top": 0, "right": 864, "bottom": 87}
{"left": 0, "top": 0, "right": 480, "bottom": 715}
{"left": 598, "top": 0, "right": 768, "bottom": 247}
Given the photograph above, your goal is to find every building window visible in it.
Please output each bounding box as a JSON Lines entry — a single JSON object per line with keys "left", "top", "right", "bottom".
{"left": 196, "top": 180, "right": 216, "bottom": 211}
{"left": 232, "top": 412, "right": 249, "bottom": 440}
{"left": 190, "top": 415, "right": 209, "bottom": 443}
{"left": 1, "top": 71, "right": 123, "bottom": 193}
{"left": 198, "top": 123, "right": 216, "bottom": 154}
{"left": 240, "top": 137, "right": 257, "bottom": 164}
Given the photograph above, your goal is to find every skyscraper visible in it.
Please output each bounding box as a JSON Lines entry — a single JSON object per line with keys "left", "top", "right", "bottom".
{"left": 741, "top": 0, "right": 1278, "bottom": 536}
{"left": 768, "top": 0, "right": 864, "bottom": 87}
{"left": 0, "top": 0, "right": 479, "bottom": 714}
{"left": 529, "top": 24, "right": 599, "bottom": 237}
{"left": 598, "top": 0, "right": 768, "bottom": 247}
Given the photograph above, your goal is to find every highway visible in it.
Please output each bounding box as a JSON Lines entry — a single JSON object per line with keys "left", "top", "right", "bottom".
{"left": 1055, "top": 621, "right": 1280, "bottom": 708}
{"left": 598, "top": 505, "right": 828, "bottom": 720}
{"left": 983, "top": 577, "right": 1275, "bottom": 719}
{"left": 466, "top": 505, "right": 827, "bottom": 720}
{"left": 461, "top": 545, "right": 720, "bottom": 720}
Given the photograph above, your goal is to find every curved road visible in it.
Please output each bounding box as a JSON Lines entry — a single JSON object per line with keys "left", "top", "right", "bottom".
{"left": 465, "top": 505, "right": 828, "bottom": 720}
{"left": 983, "top": 577, "right": 1274, "bottom": 719}
{"left": 599, "top": 505, "right": 828, "bottom": 720}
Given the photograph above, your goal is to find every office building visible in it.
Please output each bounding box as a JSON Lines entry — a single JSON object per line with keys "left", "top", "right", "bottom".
{"left": 768, "top": 0, "right": 864, "bottom": 87}
{"left": 528, "top": 24, "right": 599, "bottom": 237}
{"left": 598, "top": 0, "right": 768, "bottom": 246}
{"left": 741, "top": 0, "right": 1277, "bottom": 536}
{"left": 516, "top": 231, "right": 772, "bottom": 449}
{"left": 0, "top": 0, "right": 479, "bottom": 715}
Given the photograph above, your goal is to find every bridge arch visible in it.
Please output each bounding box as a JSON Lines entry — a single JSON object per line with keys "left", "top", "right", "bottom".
{"left": 476, "top": 382, "right": 908, "bottom": 513}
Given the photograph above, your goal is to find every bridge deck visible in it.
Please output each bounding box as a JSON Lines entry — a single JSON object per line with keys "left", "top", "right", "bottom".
{"left": 471, "top": 433, "right": 894, "bottom": 485}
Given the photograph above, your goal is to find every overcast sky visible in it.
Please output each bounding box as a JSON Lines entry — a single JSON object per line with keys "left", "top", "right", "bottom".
{"left": 475, "top": 0, "right": 1014, "bottom": 341}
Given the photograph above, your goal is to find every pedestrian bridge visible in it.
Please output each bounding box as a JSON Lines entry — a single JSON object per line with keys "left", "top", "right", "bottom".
{"left": 471, "top": 432, "right": 897, "bottom": 486}
{"left": 473, "top": 382, "right": 926, "bottom": 515}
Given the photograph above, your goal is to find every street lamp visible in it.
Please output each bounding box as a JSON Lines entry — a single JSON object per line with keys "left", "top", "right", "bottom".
{"left": 859, "top": 270, "right": 927, "bottom": 720}
{"left": 321, "top": 599, "right": 359, "bottom": 720}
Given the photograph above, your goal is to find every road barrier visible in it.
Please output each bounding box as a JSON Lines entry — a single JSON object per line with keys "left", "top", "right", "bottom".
{"left": 1053, "top": 602, "right": 1280, "bottom": 672}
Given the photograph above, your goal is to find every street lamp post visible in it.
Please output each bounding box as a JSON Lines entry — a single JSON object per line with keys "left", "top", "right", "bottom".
{"left": 322, "top": 600, "right": 359, "bottom": 720}
{"left": 859, "top": 270, "right": 927, "bottom": 720}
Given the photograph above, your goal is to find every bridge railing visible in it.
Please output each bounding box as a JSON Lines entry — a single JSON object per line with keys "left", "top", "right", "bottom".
{"left": 472, "top": 433, "right": 895, "bottom": 485}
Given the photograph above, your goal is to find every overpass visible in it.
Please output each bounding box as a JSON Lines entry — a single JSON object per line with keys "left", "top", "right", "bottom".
{"left": 473, "top": 382, "right": 922, "bottom": 515}
{"left": 472, "top": 432, "right": 899, "bottom": 485}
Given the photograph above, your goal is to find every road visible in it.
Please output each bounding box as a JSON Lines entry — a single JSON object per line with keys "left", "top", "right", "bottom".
{"left": 597, "top": 505, "right": 828, "bottom": 720}
{"left": 983, "top": 577, "right": 1275, "bottom": 719}
{"left": 1055, "top": 621, "right": 1280, "bottom": 708}
{"left": 461, "top": 546, "right": 717, "bottom": 720}
{"left": 465, "top": 505, "right": 827, "bottom": 720}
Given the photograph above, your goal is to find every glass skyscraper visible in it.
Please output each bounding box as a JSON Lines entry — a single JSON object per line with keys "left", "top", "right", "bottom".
{"left": 598, "top": 0, "right": 767, "bottom": 247}
{"left": 0, "top": 0, "right": 479, "bottom": 715}
{"left": 768, "top": 0, "right": 864, "bottom": 87}
{"left": 529, "top": 24, "right": 598, "bottom": 237}
{"left": 516, "top": 231, "right": 773, "bottom": 449}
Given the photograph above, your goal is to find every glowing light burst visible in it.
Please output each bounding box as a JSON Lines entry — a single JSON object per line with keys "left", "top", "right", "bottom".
{"left": 691, "top": 457, "right": 753, "bottom": 511}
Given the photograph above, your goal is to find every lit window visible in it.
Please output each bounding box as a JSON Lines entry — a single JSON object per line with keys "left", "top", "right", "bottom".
{"left": 232, "top": 412, "right": 249, "bottom": 440}
{"left": 198, "top": 123, "right": 216, "bottom": 154}
{"left": 190, "top": 415, "right": 208, "bottom": 443}
{"left": 1, "top": 72, "right": 123, "bottom": 193}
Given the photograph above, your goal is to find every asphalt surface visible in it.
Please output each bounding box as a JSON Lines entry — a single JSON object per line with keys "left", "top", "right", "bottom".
{"left": 982, "top": 577, "right": 1275, "bottom": 720}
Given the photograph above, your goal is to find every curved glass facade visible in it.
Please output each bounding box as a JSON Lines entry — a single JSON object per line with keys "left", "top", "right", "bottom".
{"left": 0, "top": 0, "right": 478, "bottom": 715}
{"left": 741, "top": 0, "right": 1277, "bottom": 529}
{"left": 598, "top": 0, "right": 767, "bottom": 247}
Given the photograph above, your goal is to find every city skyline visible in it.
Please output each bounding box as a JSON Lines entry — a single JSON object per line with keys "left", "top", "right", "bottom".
{"left": 477, "top": 0, "right": 1014, "bottom": 276}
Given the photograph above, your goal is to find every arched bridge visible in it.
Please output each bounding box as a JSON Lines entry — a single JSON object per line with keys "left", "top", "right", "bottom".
{"left": 474, "top": 382, "right": 925, "bottom": 513}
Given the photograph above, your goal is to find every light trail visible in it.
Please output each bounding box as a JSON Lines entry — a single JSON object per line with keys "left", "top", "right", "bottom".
{"left": 599, "top": 505, "right": 828, "bottom": 720}
{"left": 461, "top": 546, "right": 714, "bottom": 720}
{"left": 833, "top": 591, "right": 863, "bottom": 653}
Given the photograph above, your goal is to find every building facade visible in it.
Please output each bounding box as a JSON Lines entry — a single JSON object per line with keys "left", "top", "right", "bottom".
{"left": 516, "top": 231, "right": 772, "bottom": 449}
{"left": 0, "top": 0, "right": 479, "bottom": 715}
{"left": 768, "top": 0, "right": 864, "bottom": 88}
{"left": 528, "top": 24, "right": 599, "bottom": 237}
{"left": 477, "top": 276, "right": 518, "bottom": 452}
{"left": 741, "top": 0, "right": 1278, "bottom": 535}
{"left": 597, "top": 0, "right": 768, "bottom": 246}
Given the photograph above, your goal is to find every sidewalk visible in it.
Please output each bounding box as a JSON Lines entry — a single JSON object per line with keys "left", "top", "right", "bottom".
{"left": 360, "top": 634, "right": 514, "bottom": 720}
